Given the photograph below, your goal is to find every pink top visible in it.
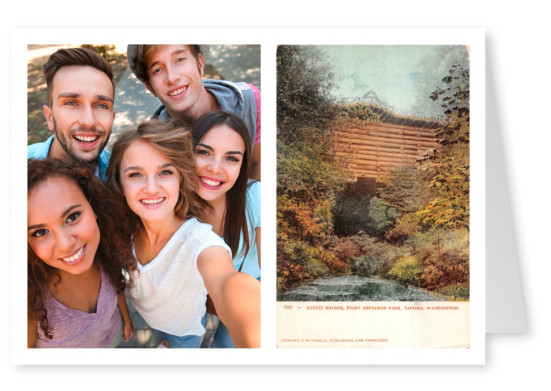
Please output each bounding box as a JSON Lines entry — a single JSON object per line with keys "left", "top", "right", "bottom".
{"left": 35, "top": 268, "right": 122, "bottom": 348}
{"left": 248, "top": 83, "right": 261, "bottom": 145}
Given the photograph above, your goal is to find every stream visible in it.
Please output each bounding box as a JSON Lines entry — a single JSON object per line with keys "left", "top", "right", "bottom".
{"left": 278, "top": 275, "right": 445, "bottom": 301}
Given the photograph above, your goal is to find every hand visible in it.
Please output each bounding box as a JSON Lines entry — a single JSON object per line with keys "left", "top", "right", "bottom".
{"left": 122, "top": 321, "right": 134, "bottom": 342}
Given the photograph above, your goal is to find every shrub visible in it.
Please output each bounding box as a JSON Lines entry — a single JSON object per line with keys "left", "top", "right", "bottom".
{"left": 350, "top": 255, "right": 382, "bottom": 277}
{"left": 385, "top": 212, "right": 423, "bottom": 243}
{"left": 288, "top": 242, "right": 329, "bottom": 278}
{"left": 420, "top": 252, "right": 469, "bottom": 291}
{"left": 277, "top": 132, "right": 343, "bottom": 244}
{"left": 322, "top": 236, "right": 362, "bottom": 266}
{"left": 291, "top": 242, "right": 348, "bottom": 275}
{"left": 335, "top": 233, "right": 410, "bottom": 276}
{"left": 438, "top": 283, "right": 470, "bottom": 300}
{"left": 320, "top": 249, "right": 349, "bottom": 273}
{"left": 386, "top": 256, "right": 423, "bottom": 286}
{"left": 277, "top": 239, "right": 348, "bottom": 292}
{"left": 277, "top": 257, "right": 310, "bottom": 291}
{"left": 277, "top": 194, "right": 329, "bottom": 243}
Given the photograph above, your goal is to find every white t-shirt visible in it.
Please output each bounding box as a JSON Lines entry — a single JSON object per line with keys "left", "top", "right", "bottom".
{"left": 129, "top": 218, "right": 231, "bottom": 337}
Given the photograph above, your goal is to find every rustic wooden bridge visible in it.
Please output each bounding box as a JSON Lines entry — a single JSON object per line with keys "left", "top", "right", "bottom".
{"left": 333, "top": 104, "right": 442, "bottom": 193}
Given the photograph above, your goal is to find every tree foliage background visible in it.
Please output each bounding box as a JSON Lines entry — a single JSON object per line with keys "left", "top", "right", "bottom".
{"left": 277, "top": 46, "right": 347, "bottom": 289}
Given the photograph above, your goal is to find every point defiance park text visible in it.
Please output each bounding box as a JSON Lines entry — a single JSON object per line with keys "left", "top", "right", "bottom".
{"left": 282, "top": 305, "right": 461, "bottom": 311}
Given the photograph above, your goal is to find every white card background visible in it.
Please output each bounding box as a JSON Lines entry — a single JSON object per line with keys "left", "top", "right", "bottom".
{"left": 3, "top": 1, "right": 549, "bottom": 388}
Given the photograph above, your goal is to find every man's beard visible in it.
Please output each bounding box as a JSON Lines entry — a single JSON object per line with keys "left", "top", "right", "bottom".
{"left": 53, "top": 119, "right": 110, "bottom": 165}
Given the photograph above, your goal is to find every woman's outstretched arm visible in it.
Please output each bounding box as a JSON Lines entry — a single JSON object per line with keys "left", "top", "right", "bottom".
{"left": 117, "top": 291, "right": 134, "bottom": 342}
{"left": 198, "top": 246, "right": 260, "bottom": 348}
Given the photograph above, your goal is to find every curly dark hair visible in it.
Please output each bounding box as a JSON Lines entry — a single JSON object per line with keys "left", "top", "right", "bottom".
{"left": 27, "top": 158, "right": 136, "bottom": 340}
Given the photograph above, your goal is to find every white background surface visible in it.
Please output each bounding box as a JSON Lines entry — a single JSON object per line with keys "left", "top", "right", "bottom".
{"left": 3, "top": 1, "right": 549, "bottom": 389}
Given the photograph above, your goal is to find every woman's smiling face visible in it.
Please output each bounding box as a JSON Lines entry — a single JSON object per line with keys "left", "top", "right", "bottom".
{"left": 194, "top": 124, "right": 245, "bottom": 204}
{"left": 27, "top": 176, "right": 100, "bottom": 276}
{"left": 119, "top": 139, "right": 181, "bottom": 223}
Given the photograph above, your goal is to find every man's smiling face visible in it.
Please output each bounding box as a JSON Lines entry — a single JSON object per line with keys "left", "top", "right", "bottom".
{"left": 43, "top": 65, "right": 115, "bottom": 164}
{"left": 145, "top": 45, "right": 206, "bottom": 120}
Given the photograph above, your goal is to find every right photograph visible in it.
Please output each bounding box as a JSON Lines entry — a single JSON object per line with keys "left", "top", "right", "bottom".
{"left": 276, "top": 44, "right": 471, "bottom": 348}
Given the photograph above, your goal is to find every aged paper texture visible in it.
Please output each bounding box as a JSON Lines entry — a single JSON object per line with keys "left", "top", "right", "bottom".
{"left": 276, "top": 42, "right": 482, "bottom": 355}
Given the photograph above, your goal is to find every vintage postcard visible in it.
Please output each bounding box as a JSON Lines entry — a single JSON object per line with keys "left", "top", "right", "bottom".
{"left": 277, "top": 44, "right": 471, "bottom": 348}
{"left": 275, "top": 31, "right": 485, "bottom": 364}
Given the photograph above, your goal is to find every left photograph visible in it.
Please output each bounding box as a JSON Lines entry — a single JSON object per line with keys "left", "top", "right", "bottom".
{"left": 26, "top": 44, "right": 261, "bottom": 349}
